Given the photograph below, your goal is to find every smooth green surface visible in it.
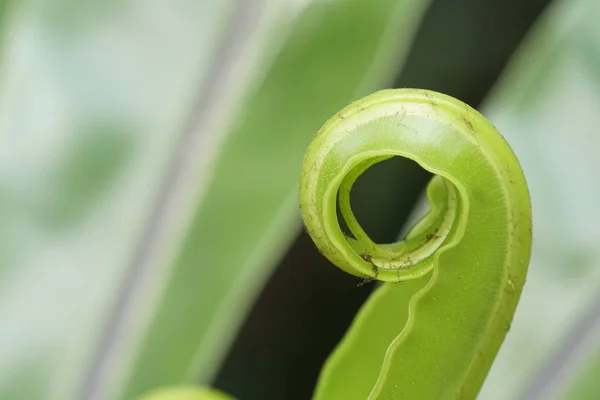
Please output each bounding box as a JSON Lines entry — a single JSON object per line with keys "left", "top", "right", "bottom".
{"left": 300, "top": 89, "right": 532, "bottom": 399}
{"left": 139, "top": 386, "right": 234, "bottom": 400}
{"left": 564, "top": 343, "right": 600, "bottom": 399}
{"left": 0, "top": 1, "right": 233, "bottom": 399}
{"left": 118, "top": 1, "right": 431, "bottom": 399}
{"left": 476, "top": 0, "right": 600, "bottom": 398}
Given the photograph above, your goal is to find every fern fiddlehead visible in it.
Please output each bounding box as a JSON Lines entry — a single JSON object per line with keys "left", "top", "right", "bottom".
{"left": 299, "top": 89, "right": 532, "bottom": 399}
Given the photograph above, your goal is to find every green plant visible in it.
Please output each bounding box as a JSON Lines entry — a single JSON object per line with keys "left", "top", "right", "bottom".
{"left": 299, "top": 89, "right": 532, "bottom": 399}
{"left": 140, "top": 387, "right": 234, "bottom": 400}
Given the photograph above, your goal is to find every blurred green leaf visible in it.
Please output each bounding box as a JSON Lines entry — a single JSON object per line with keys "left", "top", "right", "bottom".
{"left": 43, "top": 125, "right": 135, "bottom": 230}
{"left": 139, "top": 386, "right": 234, "bottom": 400}
{"left": 475, "top": 0, "right": 600, "bottom": 398}
{"left": 563, "top": 341, "right": 600, "bottom": 399}
{"left": 0, "top": 1, "right": 235, "bottom": 399}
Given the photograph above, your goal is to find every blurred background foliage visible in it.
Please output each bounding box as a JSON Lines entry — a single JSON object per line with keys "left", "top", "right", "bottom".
{"left": 1, "top": 0, "right": 600, "bottom": 399}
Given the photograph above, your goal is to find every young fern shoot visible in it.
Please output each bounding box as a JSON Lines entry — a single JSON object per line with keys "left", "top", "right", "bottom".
{"left": 299, "top": 89, "right": 532, "bottom": 400}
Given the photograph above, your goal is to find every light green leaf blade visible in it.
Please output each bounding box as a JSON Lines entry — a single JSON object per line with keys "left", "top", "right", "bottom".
{"left": 139, "top": 386, "right": 234, "bottom": 400}
{"left": 314, "top": 278, "right": 428, "bottom": 399}
{"left": 563, "top": 340, "right": 600, "bottom": 399}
